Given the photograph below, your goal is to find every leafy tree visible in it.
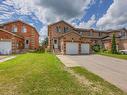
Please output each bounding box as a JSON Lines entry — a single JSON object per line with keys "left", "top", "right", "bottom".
{"left": 42, "top": 37, "right": 48, "bottom": 46}
{"left": 111, "top": 33, "right": 117, "bottom": 54}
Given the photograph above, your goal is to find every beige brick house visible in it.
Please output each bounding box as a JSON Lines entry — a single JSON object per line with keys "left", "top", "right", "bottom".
{"left": 48, "top": 20, "right": 127, "bottom": 54}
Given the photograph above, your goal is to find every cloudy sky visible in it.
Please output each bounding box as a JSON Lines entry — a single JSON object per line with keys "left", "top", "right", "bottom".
{"left": 0, "top": 0, "right": 127, "bottom": 40}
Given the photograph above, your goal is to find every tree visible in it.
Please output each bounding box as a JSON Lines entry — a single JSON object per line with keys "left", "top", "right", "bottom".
{"left": 111, "top": 33, "right": 117, "bottom": 54}
{"left": 42, "top": 37, "right": 48, "bottom": 46}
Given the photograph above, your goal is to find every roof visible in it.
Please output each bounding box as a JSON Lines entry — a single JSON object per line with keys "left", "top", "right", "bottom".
{"left": 49, "top": 20, "right": 75, "bottom": 29}
{"left": 102, "top": 35, "right": 121, "bottom": 40}
{"left": 1, "top": 20, "right": 39, "bottom": 36}
{"left": 0, "top": 29, "right": 24, "bottom": 39}
{"left": 74, "top": 28, "right": 89, "bottom": 32}
{"left": 59, "top": 31, "right": 81, "bottom": 38}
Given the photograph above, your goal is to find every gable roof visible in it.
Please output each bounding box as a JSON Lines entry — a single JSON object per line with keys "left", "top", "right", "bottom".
{"left": 59, "top": 31, "right": 81, "bottom": 38}
{"left": 49, "top": 20, "right": 75, "bottom": 29}
{"left": 1, "top": 20, "right": 39, "bottom": 36}
{"left": 0, "top": 29, "right": 24, "bottom": 39}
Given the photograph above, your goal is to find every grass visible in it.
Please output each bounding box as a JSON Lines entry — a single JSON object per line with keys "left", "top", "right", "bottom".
{"left": 0, "top": 53, "right": 126, "bottom": 95}
{"left": 98, "top": 52, "right": 127, "bottom": 60}
{"left": 71, "top": 67, "right": 126, "bottom": 95}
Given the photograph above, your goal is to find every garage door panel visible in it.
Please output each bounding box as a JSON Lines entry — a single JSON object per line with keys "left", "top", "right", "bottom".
{"left": 81, "top": 44, "right": 90, "bottom": 54}
{"left": 0, "top": 41, "right": 12, "bottom": 54}
{"left": 66, "top": 42, "right": 78, "bottom": 54}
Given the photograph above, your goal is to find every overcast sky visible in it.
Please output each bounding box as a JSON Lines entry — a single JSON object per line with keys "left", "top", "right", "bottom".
{"left": 0, "top": 0, "right": 127, "bottom": 40}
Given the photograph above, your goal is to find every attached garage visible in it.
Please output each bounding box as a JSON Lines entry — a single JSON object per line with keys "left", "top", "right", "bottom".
{"left": 81, "top": 43, "right": 90, "bottom": 54}
{"left": 66, "top": 42, "right": 79, "bottom": 54}
{"left": 0, "top": 41, "right": 12, "bottom": 54}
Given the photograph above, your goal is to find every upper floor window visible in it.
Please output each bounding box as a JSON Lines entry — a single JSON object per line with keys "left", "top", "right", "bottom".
{"left": 120, "top": 31, "right": 126, "bottom": 39}
{"left": 64, "top": 27, "right": 69, "bottom": 33}
{"left": 88, "top": 31, "right": 93, "bottom": 36}
{"left": 22, "top": 25, "right": 27, "bottom": 33}
{"left": 122, "top": 31, "right": 126, "bottom": 36}
{"left": 12, "top": 24, "right": 17, "bottom": 32}
{"left": 80, "top": 32, "right": 83, "bottom": 35}
{"left": 3, "top": 26, "right": 6, "bottom": 30}
{"left": 99, "top": 32, "right": 102, "bottom": 37}
{"left": 56, "top": 26, "right": 61, "bottom": 32}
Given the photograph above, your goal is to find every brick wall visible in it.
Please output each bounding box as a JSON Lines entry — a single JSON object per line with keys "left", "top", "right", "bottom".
{"left": 0, "top": 30, "right": 24, "bottom": 53}
{"left": 1, "top": 21, "right": 39, "bottom": 49}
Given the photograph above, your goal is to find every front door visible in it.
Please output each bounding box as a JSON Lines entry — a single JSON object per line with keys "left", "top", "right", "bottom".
{"left": 54, "top": 39, "right": 58, "bottom": 49}
{"left": 25, "top": 39, "right": 29, "bottom": 49}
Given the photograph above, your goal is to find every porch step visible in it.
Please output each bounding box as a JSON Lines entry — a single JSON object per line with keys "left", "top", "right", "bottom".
{"left": 19, "top": 49, "right": 29, "bottom": 54}
{"left": 53, "top": 49, "right": 61, "bottom": 55}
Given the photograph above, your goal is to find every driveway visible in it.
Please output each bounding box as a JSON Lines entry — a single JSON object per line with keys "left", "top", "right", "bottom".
{"left": 57, "top": 54, "right": 127, "bottom": 92}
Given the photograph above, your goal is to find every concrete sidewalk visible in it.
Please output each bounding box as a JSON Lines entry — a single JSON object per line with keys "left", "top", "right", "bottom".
{"left": 57, "top": 55, "right": 127, "bottom": 92}
{"left": 0, "top": 56, "right": 16, "bottom": 63}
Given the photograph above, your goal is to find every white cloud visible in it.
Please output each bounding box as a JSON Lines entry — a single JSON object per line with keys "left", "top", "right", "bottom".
{"left": 0, "top": 0, "right": 94, "bottom": 40}
{"left": 74, "top": 15, "right": 96, "bottom": 29}
{"left": 37, "top": 0, "right": 93, "bottom": 22}
{"left": 97, "top": 0, "right": 127, "bottom": 29}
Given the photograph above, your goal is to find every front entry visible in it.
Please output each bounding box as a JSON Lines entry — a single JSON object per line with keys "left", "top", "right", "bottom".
{"left": 25, "top": 39, "right": 29, "bottom": 49}
{"left": 53, "top": 39, "right": 58, "bottom": 49}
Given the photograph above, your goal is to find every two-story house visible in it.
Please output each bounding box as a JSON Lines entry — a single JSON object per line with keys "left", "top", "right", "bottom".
{"left": 0, "top": 20, "right": 39, "bottom": 54}
{"left": 48, "top": 20, "right": 127, "bottom": 55}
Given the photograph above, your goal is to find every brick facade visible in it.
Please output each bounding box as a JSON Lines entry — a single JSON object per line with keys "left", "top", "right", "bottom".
{"left": 0, "top": 20, "right": 39, "bottom": 54}
{"left": 48, "top": 20, "right": 127, "bottom": 54}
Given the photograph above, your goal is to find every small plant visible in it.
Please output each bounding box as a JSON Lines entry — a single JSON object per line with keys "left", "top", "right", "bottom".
{"left": 92, "top": 44, "right": 100, "bottom": 52}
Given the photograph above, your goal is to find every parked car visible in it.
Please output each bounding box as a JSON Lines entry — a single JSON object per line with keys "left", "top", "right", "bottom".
{"left": 119, "top": 50, "right": 127, "bottom": 54}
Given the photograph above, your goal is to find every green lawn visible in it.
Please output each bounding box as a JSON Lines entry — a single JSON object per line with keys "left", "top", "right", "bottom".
{"left": 0, "top": 53, "right": 126, "bottom": 95}
{"left": 71, "top": 67, "right": 126, "bottom": 95}
{"left": 98, "top": 52, "right": 127, "bottom": 60}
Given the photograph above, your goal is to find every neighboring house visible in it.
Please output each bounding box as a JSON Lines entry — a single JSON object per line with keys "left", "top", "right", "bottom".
{"left": 48, "top": 20, "right": 127, "bottom": 55}
{"left": 0, "top": 20, "right": 39, "bottom": 54}
{"left": 102, "top": 29, "right": 127, "bottom": 51}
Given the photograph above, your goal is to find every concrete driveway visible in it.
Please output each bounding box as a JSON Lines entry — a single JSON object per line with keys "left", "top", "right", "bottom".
{"left": 57, "top": 54, "right": 127, "bottom": 92}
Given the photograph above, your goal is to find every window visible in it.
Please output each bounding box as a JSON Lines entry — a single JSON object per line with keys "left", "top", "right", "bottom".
{"left": 22, "top": 25, "right": 27, "bottom": 33}
{"left": 26, "top": 40, "right": 29, "bottom": 44}
{"left": 80, "top": 32, "right": 83, "bottom": 35}
{"left": 12, "top": 24, "right": 17, "bottom": 32}
{"left": 88, "top": 31, "right": 93, "bottom": 36}
{"left": 54, "top": 40, "right": 57, "bottom": 44}
{"left": 56, "top": 26, "right": 61, "bottom": 32}
{"left": 64, "top": 27, "right": 69, "bottom": 32}
{"left": 4, "top": 26, "right": 6, "bottom": 30}
{"left": 99, "top": 32, "right": 102, "bottom": 37}
{"left": 120, "top": 31, "right": 126, "bottom": 39}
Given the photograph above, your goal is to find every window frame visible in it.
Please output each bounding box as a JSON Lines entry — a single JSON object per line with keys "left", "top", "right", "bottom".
{"left": 22, "top": 25, "right": 27, "bottom": 33}
{"left": 12, "top": 24, "right": 17, "bottom": 32}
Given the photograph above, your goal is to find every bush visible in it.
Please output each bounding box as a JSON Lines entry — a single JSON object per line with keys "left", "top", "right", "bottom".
{"left": 31, "top": 47, "right": 45, "bottom": 53}
{"left": 92, "top": 44, "right": 100, "bottom": 52}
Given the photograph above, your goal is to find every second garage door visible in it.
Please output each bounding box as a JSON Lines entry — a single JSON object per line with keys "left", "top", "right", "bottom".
{"left": 81, "top": 43, "right": 90, "bottom": 54}
{"left": 66, "top": 42, "right": 79, "bottom": 54}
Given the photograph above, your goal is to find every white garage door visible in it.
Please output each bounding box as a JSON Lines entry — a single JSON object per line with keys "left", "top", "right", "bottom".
{"left": 81, "top": 44, "right": 90, "bottom": 54}
{"left": 0, "top": 41, "right": 12, "bottom": 54}
{"left": 66, "top": 42, "right": 79, "bottom": 54}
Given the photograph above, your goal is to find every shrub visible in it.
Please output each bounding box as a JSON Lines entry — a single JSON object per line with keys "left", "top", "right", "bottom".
{"left": 92, "top": 44, "right": 100, "bottom": 52}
